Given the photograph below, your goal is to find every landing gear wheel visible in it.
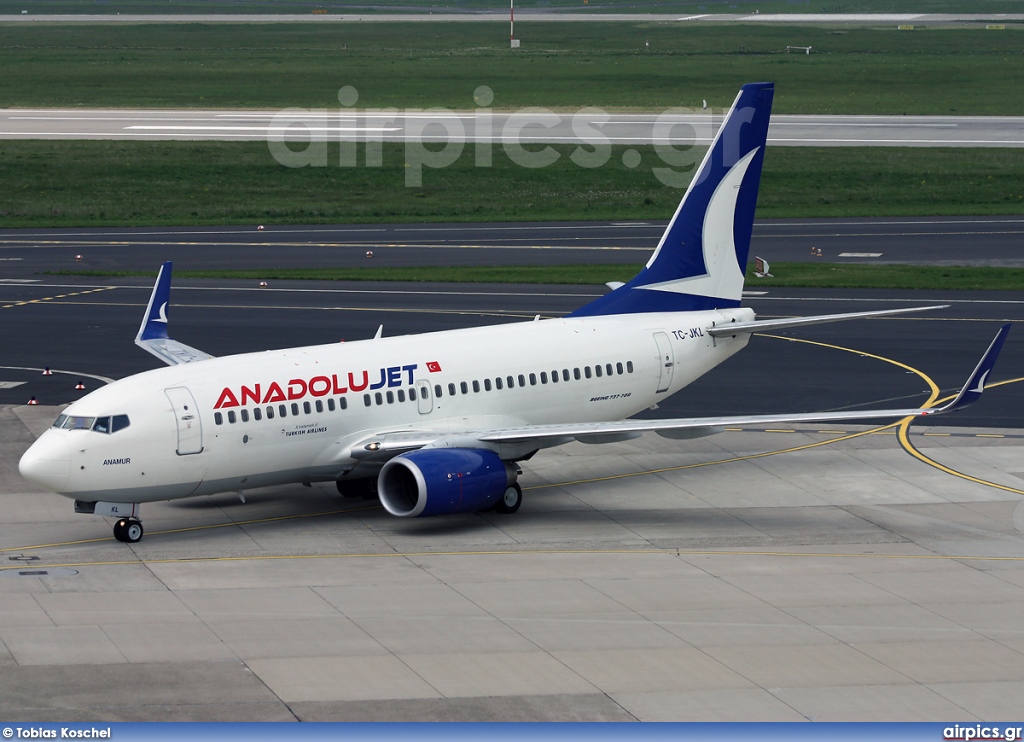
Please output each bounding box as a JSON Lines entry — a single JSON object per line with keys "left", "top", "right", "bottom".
{"left": 113, "top": 518, "right": 144, "bottom": 543}
{"left": 493, "top": 482, "right": 522, "bottom": 514}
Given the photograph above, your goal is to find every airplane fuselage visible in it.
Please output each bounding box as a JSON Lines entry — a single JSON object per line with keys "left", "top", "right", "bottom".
{"left": 22, "top": 308, "right": 752, "bottom": 505}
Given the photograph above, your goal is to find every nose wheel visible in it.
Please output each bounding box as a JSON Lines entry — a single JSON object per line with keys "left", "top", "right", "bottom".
{"left": 113, "top": 518, "right": 144, "bottom": 543}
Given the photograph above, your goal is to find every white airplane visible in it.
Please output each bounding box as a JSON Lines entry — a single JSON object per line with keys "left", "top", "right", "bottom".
{"left": 19, "top": 82, "right": 1010, "bottom": 544}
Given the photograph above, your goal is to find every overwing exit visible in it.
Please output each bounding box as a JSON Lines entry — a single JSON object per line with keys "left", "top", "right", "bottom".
{"left": 19, "top": 82, "right": 1011, "bottom": 543}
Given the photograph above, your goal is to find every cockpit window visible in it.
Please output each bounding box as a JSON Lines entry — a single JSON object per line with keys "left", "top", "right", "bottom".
{"left": 52, "top": 414, "right": 130, "bottom": 433}
{"left": 61, "top": 416, "right": 96, "bottom": 430}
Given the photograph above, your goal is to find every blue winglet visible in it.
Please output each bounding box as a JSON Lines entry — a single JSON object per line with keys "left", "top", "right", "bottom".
{"left": 137, "top": 261, "right": 173, "bottom": 342}
{"left": 930, "top": 323, "right": 1011, "bottom": 415}
{"left": 571, "top": 82, "right": 775, "bottom": 317}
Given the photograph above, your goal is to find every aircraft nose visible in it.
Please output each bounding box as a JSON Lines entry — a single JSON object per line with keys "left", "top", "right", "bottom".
{"left": 19, "top": 432, "right": 71, "bottom": 493}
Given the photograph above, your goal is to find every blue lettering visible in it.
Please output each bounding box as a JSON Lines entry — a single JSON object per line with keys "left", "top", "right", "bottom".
{"left": 402, "top": 363, "right": 418, "bottom": 384}
{"left": 386, "top": 366, "right": 402, "bottom": 387}
{"left": 369, "top": 367, "right": 388, "bottom": 390}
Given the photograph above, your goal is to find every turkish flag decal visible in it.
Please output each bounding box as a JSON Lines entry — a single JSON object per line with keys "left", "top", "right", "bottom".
{"left": 426, "top": 361, "right": 442, "bottom": 373}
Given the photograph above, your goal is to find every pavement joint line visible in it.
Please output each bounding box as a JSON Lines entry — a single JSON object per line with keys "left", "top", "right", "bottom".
{"left": 4, "top": 547, "right": 1024, "bottom": 574}
{"left": 1, "top": 286, "right": 116, "bottom": 309}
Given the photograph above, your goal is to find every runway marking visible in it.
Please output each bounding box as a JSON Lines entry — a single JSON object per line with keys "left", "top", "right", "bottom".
{"left": 0, "top": 286, "right": 115, "bottom": 309}
{"left": 897, "top": 376, "right": 1024, "bottom": 497}
{"left": 0, "top": 238, "right": 650, "bottom": 252}
{"left": 0, "top": 366, "right": 115, "bottom": 385}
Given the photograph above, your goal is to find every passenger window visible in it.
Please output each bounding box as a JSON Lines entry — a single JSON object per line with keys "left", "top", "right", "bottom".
{"left": 434, "top": 384, "right": 443, "bottom": 398}
{"left": 279, "top": 404, "right": 287, "bottom": 418}
{"left": 529, "top": 373, "right": 537, "bottom": 386}
{"left": 448, "top": 383, "right": 456, "bottom": 396}
{"left": 328, "top": 398, "right": 336, "bottom": 411}
{"left": 472, "top": 380, "right": 480, "bottom": 393}
{"left": 364, "top": 394, "right": 372, "bottom": 407}
{"left": 606, "top": 363, "right": 613, "bottom": 376}
{"left": 266, "top": 406, "right": 275, "bottom": 420}
{"left": 460, "top": 381, "right": 468, "bottom": 394}
{"left": 112, "top": 414, "right": 130, "bottom": 432}
{"left": 215, "top": 412, "right": 223, "bottom": 425}
{"left": 315, "top": 400, "right": 324, "bottom": 413}
{"left": 562, "top": 369, "right": 570, "bottom": 382}
{"left": 518, "top": 374, "right": 525, "bottom": 387}
{"left": 375, "top": 392, "right": 383, "bottom": 405}
{"left": 551, "top": 371, "right": 558, "bottom": 384}
{"left": 398, "top": 389, "right": 406, "bottom": 403}
{"left": 484, "top": 378, "right": 492, "bottom": 391}
{"left": 495, "top": 377, "right": 503, "bottom": 390}
{"left": 540, "top": 372, "right": 548, "bottom": 384}
{"left": 292, "top": 403, "right": 300, "bottom": 416}
{"left": 386, "top": 391, "right": 394, "bottom": 404}
{"left": 228, "top": 411, "right": 237, "bottom": 424}
{"left": 240, "top": 409, "right": 249, "bottom": 423}
{"left": 585, "top": 366, "right": 592, "bottom": 379}
{"left": 616, "top": 362, "right": 623, "bottom": 375}
{"left": 595, "top": 365, "right": 602, "bottom": 378}
{"left": 340, "top": 397, "right": 348, "bottom": 410}
{"left": 254, "top": 407, "right": 263, "bottom": 421}
{"left": 573, "top": 368, "right": 581, "bottom": 381}
{"left": 420, "top": 386, "right": 429, "bottom": 400}
{"left": 303, "top": 402, "right": 311, "bottom": 414}
{"left": 627, "top": 361, "right": 634, "bottom": 373}
{"left": 92, "top": 417, "right": 111, "bottom": 434}
{"left": 507, "top": 375, "right": 514, "bottom": 388}
{"left": 409, "top": 388, "right": 417, "bottom": 402}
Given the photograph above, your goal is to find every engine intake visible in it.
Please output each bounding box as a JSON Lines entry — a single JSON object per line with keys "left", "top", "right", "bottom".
{"left": 378, "top": 448, "right": 516, "bottom": 517}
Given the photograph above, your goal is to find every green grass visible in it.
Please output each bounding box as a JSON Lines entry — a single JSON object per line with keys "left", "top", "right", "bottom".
{"left": 4, "top": 1, "right": 1023, "bottom": 15}
{"left": 3, "top": 141, "right": 1024, "bottom": 228}
{"left": 49, "top": 262, "right": 1024, "bottom": 291}
{"left": 1, "top": 22, "right": 1023, "bottom": 113}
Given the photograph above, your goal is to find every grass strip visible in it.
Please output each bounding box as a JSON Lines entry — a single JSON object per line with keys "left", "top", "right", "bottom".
{"left": 49, "top": 263, "right": 1024, "bottom": 291}
{"left": 4, "top": 142, "right": 1024, "bottom": 228}
{"left": 1, "top": 22, "right": 1023, "bottom": 114}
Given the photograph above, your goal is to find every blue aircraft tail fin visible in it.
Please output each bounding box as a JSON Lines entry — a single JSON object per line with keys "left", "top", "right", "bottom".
{"left": 571, "top": 82, "right": 774, "bottom": 317}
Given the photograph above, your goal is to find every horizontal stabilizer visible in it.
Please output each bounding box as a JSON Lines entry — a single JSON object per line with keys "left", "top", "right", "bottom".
{"left": 134, "top": 261, "right": 213, "bottom": 366}
{"left": 707, "top": 305, "right": 948, "bottom": 337}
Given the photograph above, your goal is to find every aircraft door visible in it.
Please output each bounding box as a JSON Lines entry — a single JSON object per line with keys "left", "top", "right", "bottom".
{"left": 653, "top": 332, "right": 674, "bottom": 393}
{"left": 165, "top": 386, "right": 204, "bottom": 455}
{"left": 416, "top": 380, "right": 433, "bottom": 414}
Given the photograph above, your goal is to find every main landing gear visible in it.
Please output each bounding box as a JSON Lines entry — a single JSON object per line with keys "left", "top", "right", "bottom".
{"left": 493, "top": 482, "right": 523, "bottom": 514}
{"left": 113, "top": 518, "right": 144, "bottom": 543}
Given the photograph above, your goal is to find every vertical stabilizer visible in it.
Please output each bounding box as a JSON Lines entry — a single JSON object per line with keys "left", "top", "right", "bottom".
{"left": 572, "top": 82, "right": 774, "bottom": 317}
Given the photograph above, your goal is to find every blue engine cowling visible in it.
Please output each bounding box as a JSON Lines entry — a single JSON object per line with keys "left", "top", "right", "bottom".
{"left": 378, "top": 448, "right": 515, "bottom": 517}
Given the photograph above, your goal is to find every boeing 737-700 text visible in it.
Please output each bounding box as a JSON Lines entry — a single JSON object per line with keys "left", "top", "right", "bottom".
{"left": 19, "top": 83, "right": 1010, "bottom": 543}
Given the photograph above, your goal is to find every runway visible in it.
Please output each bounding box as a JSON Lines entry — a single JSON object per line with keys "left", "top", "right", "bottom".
{"left": 1, "top": 220, "right": 1022, "bottom": 721}
{"left": 3, "top": 109, "right": 1023, "bottom": 147}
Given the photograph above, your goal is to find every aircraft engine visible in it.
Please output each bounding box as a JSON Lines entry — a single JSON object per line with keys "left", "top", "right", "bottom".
{"left": 378, "top": 448, "right": 517, "bottom": 517}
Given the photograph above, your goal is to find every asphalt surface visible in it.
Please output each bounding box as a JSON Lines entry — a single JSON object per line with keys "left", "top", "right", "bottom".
{"left": 4, "top": 110, "right": 1023, "bottom": 147}
{"left": 1, "top": 219, "right": 1021, "bottom": 427}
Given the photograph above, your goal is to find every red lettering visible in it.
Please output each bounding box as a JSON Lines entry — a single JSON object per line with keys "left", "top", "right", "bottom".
{"left": 309, "top": 376, "right": 331, "bottom": 397}
{"left": 240, "top": 384, "right": 261, "bottom": 406}
{"left": 287, "top": 378, "right": 307, "bottom": 400}
{"left": 262, "top": 382, "right": 286, "bottom": 404}
{"left": 214, "top": 388, "right": 240, "bottom": 409}
{"left": 332, "top": 373, "right": 348, "bottom": 394}
{"left": 348, "top": 370, "right": 369, "bottom": 392}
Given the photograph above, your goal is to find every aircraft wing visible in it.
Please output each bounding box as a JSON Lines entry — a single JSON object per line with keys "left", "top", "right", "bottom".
{"left": 134, "top": 261, "right": 214, "bottom": 366}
